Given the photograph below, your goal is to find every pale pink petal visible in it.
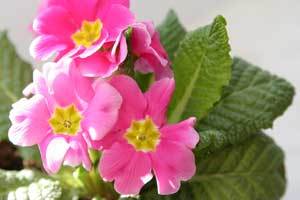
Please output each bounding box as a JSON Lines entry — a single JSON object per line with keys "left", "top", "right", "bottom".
{"left": 151, "top": 140, "right": 196, "bottom": 195}
{"left": 30, "top": 35, "right": 67, "bottom": 61}
{"left": 101, "top": 5, "right": 135, "bottom": 40}
{"left": 145, "top": 78, "right": 175, "bottom": 127}
{"left": 160, "top": 118, "right": 200, "bottom": 149}
{"left": 82, "top": 81, "right": 122, "bottom": 140}
{"left": 99, "top": 142, "right": 152, "bottom": 195}
{"left": 64, "top": 135, "right": 91, "bottom": 171}
{"left": 50, "top": 68, "right": 81, "bottom": 108}
{"left": 39, "top": 135, "right": 70, "bottom": 174}
{"left": 69, "top": 62, "right": 94, "bottom": 102}
{"left": 109, "top": 75, "right": 147, "bottom": 129}
{"left": 8, "top": 95, "right": 50, "bottom": 146}
{"left": 32, "top": 69, "right": 56, "bottom": 111}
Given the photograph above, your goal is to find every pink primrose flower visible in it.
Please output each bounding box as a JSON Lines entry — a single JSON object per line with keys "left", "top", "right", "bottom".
{"left": 99, "top": 75, "right": 199, "bottom": 195}
{"left": 9, "top": 59, "right": 122, "bottom": 174}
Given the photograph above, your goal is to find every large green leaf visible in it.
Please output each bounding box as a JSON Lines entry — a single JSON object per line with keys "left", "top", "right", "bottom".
{"left": 0, "top": 169, "right": 63, "bottom": 200}
{"left": 157, "top": 10, "right": 187, "bottom": 61}
{"left": 198, "top": 58, "right": 295, "bottom": 151}
{"left": 168, "top": 16, "right": 232, "bottom": 123}
{"left": 0, "top": 32, "right": 32, "bottom": 140}
{"left": 140, "top": 134, "right": 286, "bottom": 200}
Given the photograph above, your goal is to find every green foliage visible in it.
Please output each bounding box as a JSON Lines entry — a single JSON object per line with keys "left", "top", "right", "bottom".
{"left": 139, "top": 134, "right": 286, "bottom": 200}
{"left": 0, "top": 169, "right": 63, "bottom": 200}
{"left": 168, "top": 15, "right": 232, "bottom": 123}
{"left": 0, "top": 32, "right": 32, "bottom": 140}
{"left": 157, "top": 10, "right": 187, "bottom": 61}
{"left": 198, "top": 58, "right": 295, "bottom": 151}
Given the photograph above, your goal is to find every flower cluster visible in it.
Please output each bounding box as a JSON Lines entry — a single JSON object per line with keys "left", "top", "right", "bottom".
{"left": 9, "top": 0, "right": 199, "bottom": 196}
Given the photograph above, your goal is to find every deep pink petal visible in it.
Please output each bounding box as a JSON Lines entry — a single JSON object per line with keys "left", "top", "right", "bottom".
{"left": 101, "top": 5, "right": 135, "bottom": 40}
{"left": 109, "top": 75, "right": 147, "bottom": 129}
{"left": 151, "top": 140, "right": 196, "bottom": 195}
{"left": 33, "top": 6, "right": 76, "bottom": 37}
{"left": 160, "top": 118, "right": 199, "bottom": 149}
{"left": 76, "top": 51, "right": 118, "bottom": 78}
{"left": 82, "top": 81, "right": 122, "bottom": 140}
{"left": 145, "top": 78, "right": 175, "bottom": 127}
{"left": 30, "top": 35, "right": 68, "bottom": 61}
{"left": 39, "top": 134, "right": 70, "bottom": 174}
{"left": 99, "top": 142, "right": 152, "bottom": 195}
{"left": 8, "top": 95, "right": 50, "bottom": 146}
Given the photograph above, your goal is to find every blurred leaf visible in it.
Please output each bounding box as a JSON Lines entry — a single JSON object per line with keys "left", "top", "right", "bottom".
{"left": 198, "top": 58, "right": 295, "bottom": 151}
{"left": 140, "top": 134, "right": 286, "bottom": 200}
{"left": 0, "top": 169, "right": 63, "bottom": 200}
{"left": 157, "top": 10, "right": 187, "bottom": 61}
{"left": 168, "top": 16, "right": 232, "bottom": 123}
{"left": 0, "top": 31, "right": 32, "bottom": 140}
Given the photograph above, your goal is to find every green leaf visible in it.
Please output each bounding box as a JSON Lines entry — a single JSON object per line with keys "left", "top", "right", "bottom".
{"left": 157, "top": 10, "right": 187, "bottom": 61}
{"left": 0, "top": 32, "right": 33, "bottom": 140}
{"left": 198, "top": 58, "right": 295, "bottom": 150}
{"left": 140, "top": 134, "right": 286, "bottom": 200}
{"left": 168, "top": 16, "right": 232, "bottom": 123}
{"left": 0, "top": 169, "right": 63, "bottom": 200}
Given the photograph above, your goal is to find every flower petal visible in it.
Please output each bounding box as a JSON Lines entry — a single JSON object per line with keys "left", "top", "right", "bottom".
{"left": 101, "top": 4, "right": 135, "bottom": 40}
{"left": 64, "top": 135, "right": 91, "bottom": 171}
{"left": 151, "top": 140, "right": 196, "bottom": 195}
{"left": 160, "top": 118, "right": 199, "bottom": 149}
{"left": 39, "top": 134, "right": 70, "bottom": 174}
{"left": 109, "top": 75, "right": 147, "bottom": 129}
{"left": 82, "top": 81, "right": 122, "bottom": 140}
{"left": 99, "top": 142, "right": 152, "bottom": 195}
{"left": 33, "top": 6, "right": 76, "bottom": 37}
{"left": 8, "top": 95, "right": 50, "bottom": 146}
{"left": 76, "top": 50, "right": 118, "bottom": 78}
{"left": 30, "top": 35, "right": 68, "bottom": 61}
{"left": 145, "top": 78, "right": 175, "bottom": 126}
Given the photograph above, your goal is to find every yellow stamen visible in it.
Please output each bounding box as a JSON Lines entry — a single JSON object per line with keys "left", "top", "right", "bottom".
{"left": 71, "top": 19, "right": 103, "bottom": 48}
{"left": 124, "top": 117, "right": 160, "bottom": 152}
{"left": 49, "top": 105, "right": 82, "bottom": 136}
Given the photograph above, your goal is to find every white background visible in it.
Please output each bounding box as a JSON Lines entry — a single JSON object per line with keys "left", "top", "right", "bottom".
{"left": 0, "top": 0, "right": 299, "bottom": 199}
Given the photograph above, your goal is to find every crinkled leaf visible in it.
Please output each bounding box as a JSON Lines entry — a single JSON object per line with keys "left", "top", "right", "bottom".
{"left": 168, "top": 16, "right": 232, "bottom": 123}
{"left": 140, "top": 134, "right": 286, "bottom": 200}
{"left": 0, "top": 169, "right": 63, "bottom": 200}
{"left": 0, "top": 31, "right": 32, "bottom": 140}
{"left": 198, "top": 58, "right": 295, "bottom": 151}
{"left": 157, "top": 10, "right": 187, "bottom": 61}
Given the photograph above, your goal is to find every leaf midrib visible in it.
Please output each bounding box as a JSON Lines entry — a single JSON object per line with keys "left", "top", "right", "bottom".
{"left": 169, "top": 52, "right": 205, "bottom": 123}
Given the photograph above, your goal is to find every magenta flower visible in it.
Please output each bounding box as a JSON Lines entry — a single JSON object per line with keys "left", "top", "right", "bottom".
{"left": 99, "top": 75, "right": 199, "bottom": 195}
{"left": 131, "top": 22, "right": 173, "bottom": 80}
{"left": 9, "top": 60, "right": 122, "bottom": 174}
{"left": 30, "top": 0, "right": 134, "bottom": 77}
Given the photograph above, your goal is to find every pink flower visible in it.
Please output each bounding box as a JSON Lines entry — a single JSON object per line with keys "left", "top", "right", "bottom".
{"left": 131, "top": 22, "right": 173, "bottom": 80}
{"left": 99, "top": 75, "right": 199, "bottom": 195}
{"left": 30, "top": 0, "right": 134, "bottom": 77}
{"left": 9, "top": 59, "right": 122, "bottom": 174}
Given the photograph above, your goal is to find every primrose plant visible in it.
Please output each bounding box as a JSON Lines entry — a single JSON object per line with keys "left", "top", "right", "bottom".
{"left": 0, "top": 0, "right": 294, "bottom": 200}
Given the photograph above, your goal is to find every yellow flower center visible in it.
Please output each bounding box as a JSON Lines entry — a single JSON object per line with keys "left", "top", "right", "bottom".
{"left": 124, "top": 117, "right": 160, "bottom": 152}
{"left": 71, "top": 19, "right": 103, "bottom": 48}
{"left": 49, "top": 105, "right": 82, "bottom": 136}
